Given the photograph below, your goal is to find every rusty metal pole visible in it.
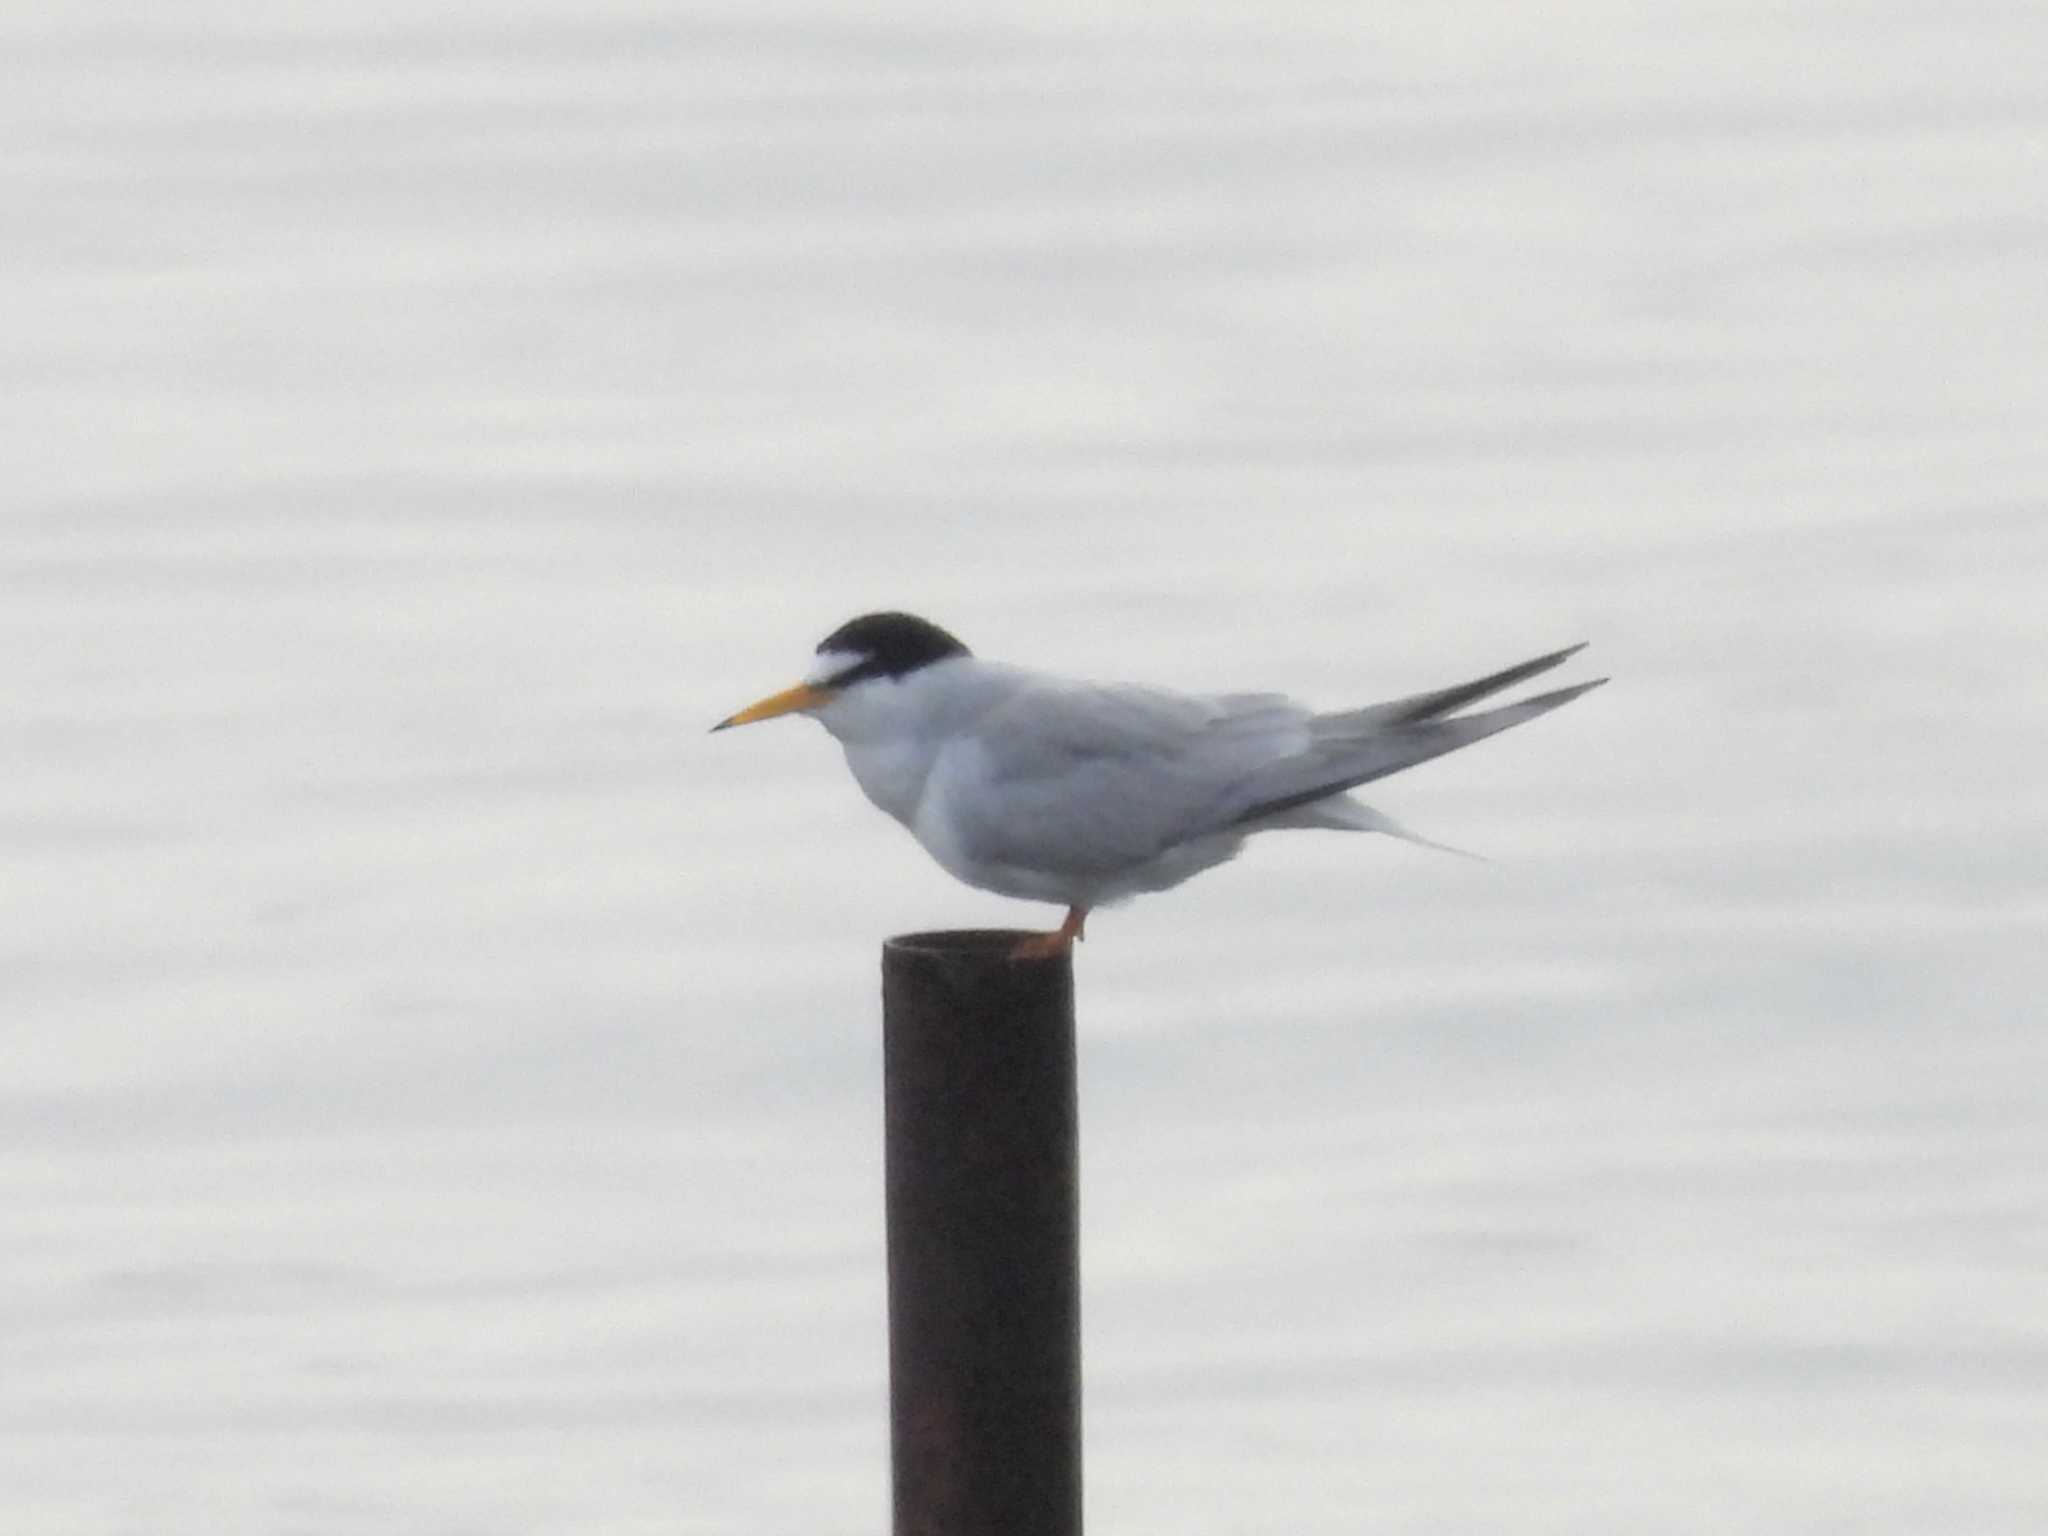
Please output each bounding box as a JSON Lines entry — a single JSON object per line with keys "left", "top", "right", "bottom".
{"left": 882, "top": 929, "right": 1081, "bottom": 1536}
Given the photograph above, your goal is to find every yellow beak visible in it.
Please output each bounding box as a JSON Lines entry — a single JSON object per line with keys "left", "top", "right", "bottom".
{"left": 711, "top": 681, "right": 831, "bottom": 732}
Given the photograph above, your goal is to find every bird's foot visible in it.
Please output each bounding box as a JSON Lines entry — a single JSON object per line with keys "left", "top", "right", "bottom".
{"left": 1009, "top": 907, "right": 1086, "bottom": 961}
{"left": 1008, "top": 931, "right": 1072, "bottom": 961}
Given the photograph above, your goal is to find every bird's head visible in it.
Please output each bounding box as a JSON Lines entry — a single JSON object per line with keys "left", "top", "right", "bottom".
{"left": 712, "top": 612, "right": 972, "bottom": 735}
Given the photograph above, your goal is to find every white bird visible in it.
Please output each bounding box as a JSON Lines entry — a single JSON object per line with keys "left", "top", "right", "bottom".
{"left": 714, "top": 612, "right": 1603, "bottom": 958}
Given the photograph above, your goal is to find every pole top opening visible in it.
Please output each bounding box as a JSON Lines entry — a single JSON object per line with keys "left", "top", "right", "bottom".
{"left": 885, "top": 928, "right": 1045, "bottom": 957}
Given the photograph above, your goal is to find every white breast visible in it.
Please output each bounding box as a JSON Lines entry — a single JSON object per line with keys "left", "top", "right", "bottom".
{"left": 813, "top": 656, "right": 1020, "bottom": 831}
{"left": 839, "top": 733, "right": 936, "bottom": 828}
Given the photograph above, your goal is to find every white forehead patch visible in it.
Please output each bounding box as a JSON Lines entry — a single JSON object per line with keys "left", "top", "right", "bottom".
{"left": 804, "top": 648, "right": 863, "bottom": 687}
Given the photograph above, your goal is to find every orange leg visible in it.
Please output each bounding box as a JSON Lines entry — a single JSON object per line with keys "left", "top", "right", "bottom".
{"left": 1009, "top": 906, "right": 1087, "bottom": 961}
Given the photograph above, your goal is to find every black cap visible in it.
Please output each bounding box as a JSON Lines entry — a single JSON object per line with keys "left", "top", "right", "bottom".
{"left": 815, "top": 612, "right": 971, "bottom": 686}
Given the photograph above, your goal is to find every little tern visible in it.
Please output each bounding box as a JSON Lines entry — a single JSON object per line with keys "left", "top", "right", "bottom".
{"left": 714, "top": 612, "right": 1603, "bottom": 958}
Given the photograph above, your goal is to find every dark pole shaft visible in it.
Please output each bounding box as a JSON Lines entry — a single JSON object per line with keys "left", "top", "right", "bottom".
{"left": 882, "top": 930, "right": 1081, "bottom": 1536}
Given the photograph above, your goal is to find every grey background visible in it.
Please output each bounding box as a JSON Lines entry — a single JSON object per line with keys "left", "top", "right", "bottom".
{"left": 6, "top": 3, "right": 2044, "bottom": 1532}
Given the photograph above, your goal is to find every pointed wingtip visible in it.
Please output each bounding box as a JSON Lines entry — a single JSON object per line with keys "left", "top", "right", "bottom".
{"left": 1540, "top": 675, "right": 1609, "bottom": 706}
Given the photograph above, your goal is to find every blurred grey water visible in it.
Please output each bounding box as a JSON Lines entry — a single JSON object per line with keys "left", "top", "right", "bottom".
{"left": 6, "top": 3, "right": 2046, "bottom": 1532}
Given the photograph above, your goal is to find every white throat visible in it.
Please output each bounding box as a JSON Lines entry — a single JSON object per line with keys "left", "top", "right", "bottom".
{"left": 809, "top": 656, "right": 1001, "bottom": 828}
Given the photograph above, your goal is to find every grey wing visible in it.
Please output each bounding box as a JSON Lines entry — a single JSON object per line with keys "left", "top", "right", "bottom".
{"left": 1339, "top": 642, "right": 1590, "bottom": 728}
{"left": 932, "top": 646, "right": 1604, "bottom": 872}
{"left": 934, "top": 682, "right": 1315, "bottom": 876}
{"left": 1213, "top": 651, "right": 1607, "bottom": 827}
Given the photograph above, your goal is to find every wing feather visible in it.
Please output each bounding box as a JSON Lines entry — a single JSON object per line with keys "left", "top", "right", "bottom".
{"left": 933, "top": 683, "right": 1311, "bottom": 875}
{"left": 1221, "top": 678, "right": 1608, "bottom": 827}
{"left": 927, "top": 652, "right": 1604, "bottom": 877}
{"left": 1331, "top": 642, "right": 1588, "bottom": 730}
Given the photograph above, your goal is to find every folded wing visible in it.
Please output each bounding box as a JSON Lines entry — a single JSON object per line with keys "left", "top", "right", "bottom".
{"left": 1219, "top": 674, "right": 1605, "bottom": 827}
{"left": 933, "top": 648, "right": 1603, "bottom": 875}
{"left": 934, "top": 681, "right": 1314, "bottom": 876}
